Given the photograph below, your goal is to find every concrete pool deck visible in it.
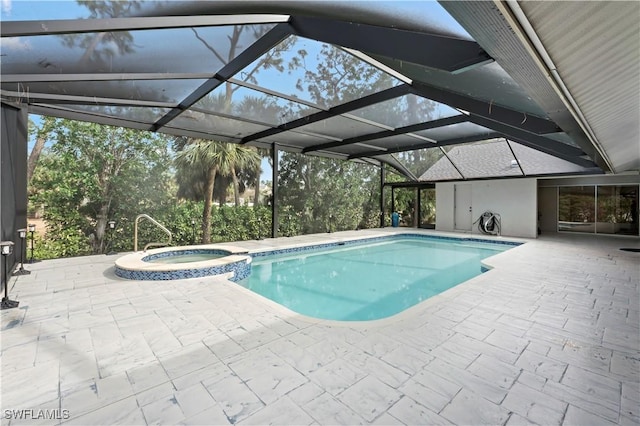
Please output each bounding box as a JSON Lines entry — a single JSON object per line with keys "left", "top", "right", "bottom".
{"left": 1, "top": 229, "right": 638, "bottom": 425}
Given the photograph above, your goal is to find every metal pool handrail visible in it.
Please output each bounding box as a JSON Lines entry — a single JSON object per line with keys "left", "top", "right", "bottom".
{"left": 134, "top": 214, "right": 172, "bottom": 252}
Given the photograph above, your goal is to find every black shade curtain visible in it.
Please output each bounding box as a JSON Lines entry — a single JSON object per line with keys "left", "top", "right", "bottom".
{"left": 1, "top": 103, "right": 29, "bottom": 271}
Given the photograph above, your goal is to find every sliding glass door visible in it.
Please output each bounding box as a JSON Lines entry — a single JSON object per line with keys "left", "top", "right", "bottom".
{"left": 558, "top": 185, "right": 639, "bottom": 235}
{"left": 558, "top": 186, "right": 596, "bottom": 233}
{"left": 597, "top": 185, "right": 639, "bottom": 235}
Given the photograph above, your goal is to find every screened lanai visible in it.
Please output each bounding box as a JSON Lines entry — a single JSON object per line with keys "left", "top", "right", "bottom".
{"left": 4, "top": 0, "right": 631, "bottom": 175}
{"left": 1, "top": 0, "right": 639, "bottom": 240}
{"left": 2, "top": 4, "right": 640, "bottom": 425}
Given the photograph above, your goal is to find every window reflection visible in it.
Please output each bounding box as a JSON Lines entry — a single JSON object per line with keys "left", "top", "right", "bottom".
{"left": 558, "top": 186, "right": 596, "bottom": 233}
{"left": 597, "top": 186, "right": 639, "bottom": 235}
{"left": 420, "top": 188, "right": 436, "bottom": 229}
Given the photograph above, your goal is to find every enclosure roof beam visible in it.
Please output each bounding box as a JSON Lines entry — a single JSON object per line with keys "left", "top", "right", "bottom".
{"left": 28, "top": 104, "right": 154, "bottom": 131}
{"left": 2, "top": 73, "right": 215, "bottom": 83}
{"left": 411, "top": 81, "right": 561, "bottom": 135}
{"left": 151, "top": 22, "right": 292, "bottom": 132}
{"left": 240, "top": 84, "right": 412, "bottom": 144}
{"left": 0, "top": 15, "right": 290, "bottom": 37}
{"left": 466, "top": 114, "right": 584, "bottom": 157}
{"left": 349, "top": 132, "right": 502, "bottom": 159}
{"left": 289, "top": 16, "right": 493, "bottom": 74}
{"left": 0, "top": 90, "right": 176, "bottom": 108}
{"left": 302, "top": 115, "right": 468, "bottom": 154}
{"left": 374, "top": 156, "right": 418, "bottom": 181}
{"left": 228, "top": 78, "right": 324, "bottom": 110}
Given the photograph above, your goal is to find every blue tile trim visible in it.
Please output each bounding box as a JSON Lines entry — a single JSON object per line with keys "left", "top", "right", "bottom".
{"left": 251, "top": 233, "right": 521, "bottom": 259}
{"left": 115, "top": 258, "right": 250, "bottom": 282}
{"left": 116, "top": 234, "right": 519, "bottom": 282}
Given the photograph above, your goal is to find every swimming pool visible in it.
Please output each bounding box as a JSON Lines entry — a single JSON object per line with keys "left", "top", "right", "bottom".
{"left": 239, "top": 236, "right": 518, "bottom": 321}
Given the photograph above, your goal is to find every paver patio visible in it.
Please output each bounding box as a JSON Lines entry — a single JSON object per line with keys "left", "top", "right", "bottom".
{"left": 1, "top": 229, "right": 638, "bottom": 425}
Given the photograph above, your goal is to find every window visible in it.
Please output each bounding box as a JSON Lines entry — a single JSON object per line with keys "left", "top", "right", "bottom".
{"left": 597, "top": 185, "right": 639, "bottom": 235}
{"left": 558, "top": 185, "right": 639, "bottom": 235}
{"left": 558, "top": 186, "right": 595, "bottom": 233}
{"left": 420, "top": 188, "right": 436, "bottom": 229}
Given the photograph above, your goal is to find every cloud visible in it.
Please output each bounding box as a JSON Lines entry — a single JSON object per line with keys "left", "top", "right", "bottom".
{"left": 2, "top": 37, "right": 31, "bottom": 50}
{"left": 2, "top": 0, "right": 11, "bottom": 14}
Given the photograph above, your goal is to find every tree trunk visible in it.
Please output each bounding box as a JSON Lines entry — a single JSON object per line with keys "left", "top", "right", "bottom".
{"left": 253, "top": 175, "right": 260, "bottom": 207}
{"left": 95, "top": 203, "right": 109, "bottom": 254}
{"left": 27, "top": 136, "right": 46, "bottom": 183}
{"left": 232, "top": 166, "right": 240, "bottom": 207}
{"left": 203, "top": 167, "right": 216, "bottom": 244}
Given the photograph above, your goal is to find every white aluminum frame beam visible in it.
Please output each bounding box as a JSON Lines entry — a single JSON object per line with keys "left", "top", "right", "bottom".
{"left": 1, "top": 15, "right": 291, "bottom": 37}
{"left": 0, "top": 90, "right": 177, "bottom": 108}
{"left": 2, "top": 73, "right": 214, "bottom": 83}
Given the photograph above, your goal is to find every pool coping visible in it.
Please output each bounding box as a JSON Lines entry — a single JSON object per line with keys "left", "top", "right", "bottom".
{"left": 248, "top": 231, "right": 523, "bottom": 258}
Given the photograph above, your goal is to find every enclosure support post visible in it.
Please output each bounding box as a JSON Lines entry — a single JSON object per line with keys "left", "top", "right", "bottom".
{"left": 379, "top": 165, "right": 385, "bottom": 228}
{"left": 415, "top": 187, "right": 420, "bottom": 228}
{"left": 391, "top": 187, "right": 395, "bottom": 220}
{"left": 271, "top": 144, "right": 279, "bottom": 238}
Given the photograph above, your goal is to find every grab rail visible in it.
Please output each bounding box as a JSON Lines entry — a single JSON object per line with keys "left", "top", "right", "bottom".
{"left": 134, "top": 214, "right": 172, "bottom": 252}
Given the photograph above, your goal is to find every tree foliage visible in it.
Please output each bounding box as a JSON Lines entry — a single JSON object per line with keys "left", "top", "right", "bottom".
{"left": 31, "top": 119, "right": 173, "bottom": 255}
{"left": 277, "top": 152, "right": 380, "bottom": 235}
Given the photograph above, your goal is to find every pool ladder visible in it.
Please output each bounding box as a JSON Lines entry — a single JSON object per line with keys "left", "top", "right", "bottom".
{"left": 134, "top": 214, "right": 172, "bottom": 252}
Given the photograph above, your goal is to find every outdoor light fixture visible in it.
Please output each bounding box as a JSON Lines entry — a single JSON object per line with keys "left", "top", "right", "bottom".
{"left": 12, "top": 229, "right": 31, "bottom": 276}
{"left": 191, "top": 219, "right": 196, "bottom": 244}
{"left": 1, "top": 241, "right": 13, "bottom": 256}
{"left": 1, "top": 241, "right": 19, "bottom": 310}
{"left": 27, "top": 223, "right": 37, "bottom": 263}
{"left": 106, "top": 220, "right": 117, "bottom": 255}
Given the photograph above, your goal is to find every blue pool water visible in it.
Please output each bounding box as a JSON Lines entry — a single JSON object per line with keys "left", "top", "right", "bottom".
{"left": 239, "top": 237, "right": 515, "bottom": 321}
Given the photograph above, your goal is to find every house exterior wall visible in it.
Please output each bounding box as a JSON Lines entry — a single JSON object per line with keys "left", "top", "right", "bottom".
{"left": 435, "top": 174, "right": 640, "bottom": 238}
{"left": 537, "top": 186, "right": 558, "bottom": 233}
{"left": 435, "top": 182, "right": 455, "bottom": 231}
{"left": 436, "top": 178, "right": 538, "bottom": 238}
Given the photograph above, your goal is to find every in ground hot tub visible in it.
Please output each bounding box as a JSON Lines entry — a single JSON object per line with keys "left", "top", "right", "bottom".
{"left": 115, "top": 245, "right": 251, "bottom": 281}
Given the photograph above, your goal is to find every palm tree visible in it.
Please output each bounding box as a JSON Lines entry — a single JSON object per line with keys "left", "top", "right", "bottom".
{"left": 252, "top": 147, "right": 270, "bottom": 207}
{"left": 175, "top": 139, "right": 260, "bottom": 243}
{"left": 217, "top": 143, "right": 261, "bottom": 207}
{"left": 175, "top": 140, "right": 221, "bottom": 243}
